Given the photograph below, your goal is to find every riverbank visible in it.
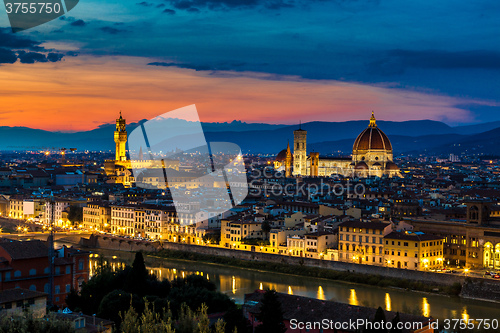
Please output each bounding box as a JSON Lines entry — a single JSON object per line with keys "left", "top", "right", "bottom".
{"left": 80, "top": 234, "right": 500, "bottom": 302}
{"left": 149, "top": 248, "right": 462, "bottom": 296}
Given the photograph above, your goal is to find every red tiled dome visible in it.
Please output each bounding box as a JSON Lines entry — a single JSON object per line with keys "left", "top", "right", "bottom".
{"left": 353, "top": 112, "right": 392, "bottom": 152}
{"left": 275, "top": 149, "right": 288, "bottom": 162}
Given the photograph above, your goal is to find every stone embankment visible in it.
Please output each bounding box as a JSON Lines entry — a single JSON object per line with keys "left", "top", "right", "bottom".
{"left": 80, "top": 234, "right": 500, "bottom": 302}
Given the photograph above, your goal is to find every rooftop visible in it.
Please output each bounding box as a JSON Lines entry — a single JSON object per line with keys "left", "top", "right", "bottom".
{"left": 0, "top": 288, "right": 47, "bottom": 304}
{"left": 0, "top": 239, "right": 48, "bottom": 260}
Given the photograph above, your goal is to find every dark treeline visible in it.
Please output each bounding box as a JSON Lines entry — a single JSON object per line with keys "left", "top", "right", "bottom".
{"left": 66, "top": 252, "right": 248, "bottom": 333}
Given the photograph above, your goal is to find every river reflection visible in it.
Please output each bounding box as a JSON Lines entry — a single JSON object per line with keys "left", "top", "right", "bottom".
{"left": 88, "top": 248, "right": 500, "bottom": 321}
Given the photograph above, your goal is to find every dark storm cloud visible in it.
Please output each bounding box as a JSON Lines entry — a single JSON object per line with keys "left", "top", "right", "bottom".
{"left": 0, "top": 27, "right": 66, "bottom": 65}
{"left": 17, "top": 51, "right": 48, "bottom": 64}
{"left": 163, "top": 8, "right": 176, "bottom": 14}
{"left": 70, "top": 19, "right": 86, "bottom": 27}
{"left": 100, "top": 26, "right": 128, "bottom": 34}
{"left": 148, "top": 61, "right": 213, "bottom": 71}
{"left": 162, "top": 0, "right": 373, "bottom": 12}
{"left": 369, "top": 50, "right": 500, "bottom": 75}
{"left": 0, "top": 28, "right": 43, "bottom": 50}
{"left": 148, "top": 60, "right": 248, "bottom": 71}
{"left": 137, "top": 1, "right": 153, "bottom": 6}
{"left": 0, "top": 48, "right": 17, "bottom": 64}
{"left": 47, "top": 53, "right": 64, "bottom": 62}
{"left": 166, "top": 0, "right": 294, "bottom": 11}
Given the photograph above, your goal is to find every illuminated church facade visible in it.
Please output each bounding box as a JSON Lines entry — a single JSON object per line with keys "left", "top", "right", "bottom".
{"left": 274, "top": 112, "right": 401, "bottom": 178}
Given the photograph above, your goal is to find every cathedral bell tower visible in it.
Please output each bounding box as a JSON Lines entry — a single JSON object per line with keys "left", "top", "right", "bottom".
{"left": 293, "top": 123, "right": 307, "bottom": 176}
{"left": 114, "top": 112, "right": 127, "bottom": 162}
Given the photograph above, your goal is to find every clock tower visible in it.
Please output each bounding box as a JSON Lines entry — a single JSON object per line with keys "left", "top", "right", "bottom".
{"left": 114, "top": 112, "right": 127, "bottom": 162}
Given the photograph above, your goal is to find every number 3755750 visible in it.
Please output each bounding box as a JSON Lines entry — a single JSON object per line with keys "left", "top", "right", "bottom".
{"left": 5, "top": 2, "right": 62, "bottom": 14}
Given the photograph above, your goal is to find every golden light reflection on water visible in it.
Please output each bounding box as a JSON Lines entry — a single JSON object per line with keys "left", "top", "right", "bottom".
{"left": 385, "top": 293, "right": 392, "bottom": 312}
{"left": 317, "top": 286, "right": 325, "bottom": 300}
{"left": 422, "top": 297, "right": 430, "bottom": 317}
{"left": 349, "top": 289, "right": 358, "bottom": 306}
{"left": 462, "top": 307, "right": 469, "bottom": 322}
{"left": 88, "top": 255, "right": 486, "bottom": 321}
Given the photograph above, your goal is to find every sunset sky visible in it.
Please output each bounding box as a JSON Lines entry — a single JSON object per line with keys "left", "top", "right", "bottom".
{"left": 0, "top": 0, "right": 499, "bottom": 131}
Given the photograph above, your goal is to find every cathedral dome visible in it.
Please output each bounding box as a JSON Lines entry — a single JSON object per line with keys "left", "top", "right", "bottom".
{"left": 386, "top": 161, "right": 399, "bottom": 170}
{"left": 275, "top": 149, "right": 288, "bottom": 162}
{"left": 353, "top": 112, "right": 392, "bottom": 152}
{"left": 275, "top": 142, "right": 292, "bottom": 162}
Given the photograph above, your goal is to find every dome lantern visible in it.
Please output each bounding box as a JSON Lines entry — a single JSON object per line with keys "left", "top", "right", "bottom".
{"left": 369, "top": 111, "right": 377, "bottom": 128}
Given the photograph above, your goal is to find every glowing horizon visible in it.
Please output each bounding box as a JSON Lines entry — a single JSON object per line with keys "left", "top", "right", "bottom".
{"left": 0, "top": 55, "right": 491, "bottom": 132}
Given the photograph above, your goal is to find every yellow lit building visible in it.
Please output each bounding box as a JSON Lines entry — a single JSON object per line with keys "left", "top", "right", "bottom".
{"left": 286, "top": 235, "right": 305, "bottom": 257}
{"left": 82, "top": 202, "right": 111, "bottom": 232}
{"left": 8, "top": 198, "right": 24, "bottom": 219}
{"left": 338, "top": 220, "right": 392, "bottom": 265}
{"left": 110, "top": 205, "right": 136, "bottom": 236}
{"left": 304, "top": 231, "right": 337, "bottom": 259}
{"left": 384, "top": 231, "right": 444, "bottom": 271}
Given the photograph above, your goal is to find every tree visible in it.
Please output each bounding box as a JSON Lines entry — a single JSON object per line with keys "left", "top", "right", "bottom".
{"left": 120, "top": 297, "right": 139, "bottom": 333}
{"left": 366, "top": 307, "right": 387, "bottom": 333}
{"left": 121, "top": 298, "right": 175, "bottom": 333}
{"left": 389, "top": 312, "right": 402, "bottom": 333}
{"left": 223, "top": 307, "right": 247, "bottom": 333}
{"left": 67, "top": 205, "right": 83, "bottom": 224}
{"left": 0, "top": 312, "right": 75, "bottom": 333}
{"left": 255, "top": 290, "right": 286, "bottom": 333}
{"left": 124, "top": 252, "right": 149, "bottom": 295}
{"left": 261, "top": 221, "right": 271, "bottom": 239}
{"left": 196, "top": 304, "right": 210, "bottom": 333}
{"left": 98, "top": 290, "right": 143, "bottom": 327}
{"left": 214, "top": 319, "right": 226, "bottom": 333}
{"left": 176, "top": 303, "right": 197, "bottom": 333}
{"left": 202, "top": 233, "right": 220, "bottom": 245}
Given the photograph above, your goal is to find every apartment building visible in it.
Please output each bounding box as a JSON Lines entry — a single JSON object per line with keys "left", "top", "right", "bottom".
{"left": 82, "top": 202, "right": 111, "bottom": 232}
{"left": 338, "top": 220, "right": 392, "bottom": 265}
{"left": 221, "top": 218, "right": 263, "bottom": 247}
{"left": 135, "top": 205, "right": 176, "bottom": 240}
{"left": 286, "top": 235, "right": 305, "bottom": 256}
{"left": 0, "top": 240, "right": 89, "bottom": 308}
{"left": 110, "top": 205, "right": 136, "bottom": 236}
{"left": 384, "top": 231, "right": 445, "bottom": 270}
{"left": 304, "top": 231, "right": 337, "bottom": 258}
{"left": 270, "top": 228, "right": 306, "bottom": 249}
{"left": 8, "top": 198, "right": 24, "bottom": 219}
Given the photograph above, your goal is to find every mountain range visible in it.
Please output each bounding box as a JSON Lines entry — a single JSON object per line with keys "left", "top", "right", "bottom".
{"left": 1, "top": 119, "right": 500, "bottom": 156}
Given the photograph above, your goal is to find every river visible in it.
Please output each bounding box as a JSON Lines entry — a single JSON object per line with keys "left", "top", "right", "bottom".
{"left": 65, "top": 244, "right": 500, "bottom": 322}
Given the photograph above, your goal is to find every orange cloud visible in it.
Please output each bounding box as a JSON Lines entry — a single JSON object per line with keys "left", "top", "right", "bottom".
{"left": 0, "top": 55, "right": 485, "bottom": 131}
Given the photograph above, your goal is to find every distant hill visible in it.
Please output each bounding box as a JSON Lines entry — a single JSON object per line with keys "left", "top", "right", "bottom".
{"left": 431, "top": 127, "right": 500, "bottom": 155}
{"left": 452, "top": 121, "right": 500, "bottom": 135}
{"left": 0, "top": 119, "right": 499, "bottom": 155}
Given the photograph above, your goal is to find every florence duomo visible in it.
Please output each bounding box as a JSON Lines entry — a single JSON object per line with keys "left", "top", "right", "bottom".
{"left": 274, "top": 112, "right": 401, "bottom": 178}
